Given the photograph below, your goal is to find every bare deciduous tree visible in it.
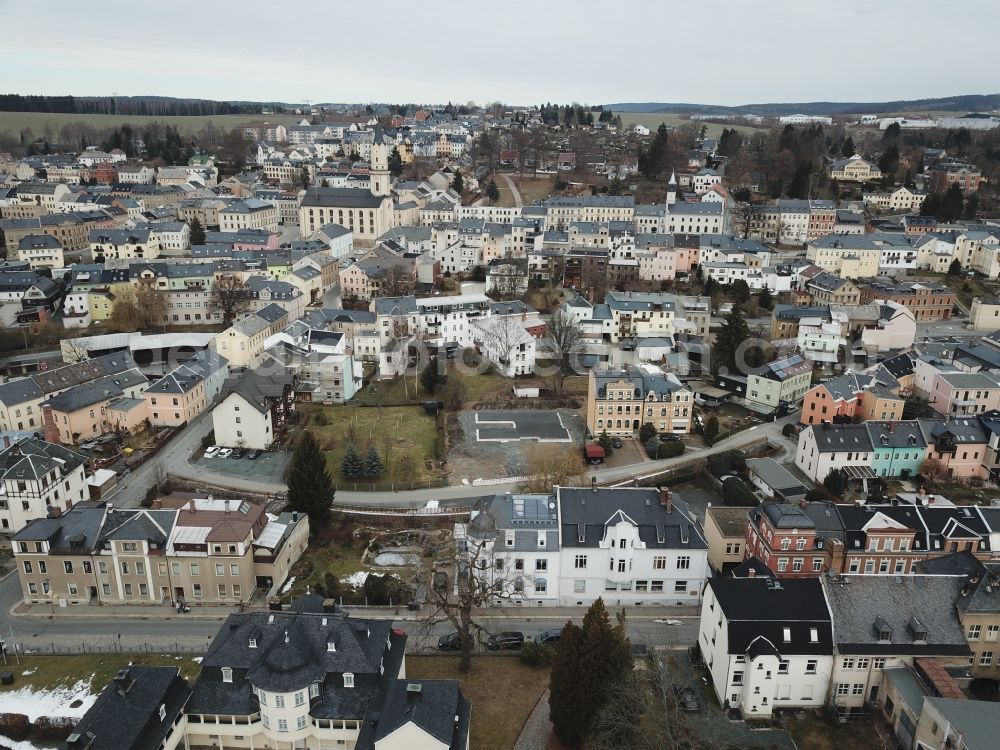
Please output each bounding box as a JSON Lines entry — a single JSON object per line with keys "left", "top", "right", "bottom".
{"left": 413, "top": 514, "right": 523, "bottom": 672}
{"left": 209, "top": 275, "right": 251, "bottom": 326}
{"left": 518, "top": 444, "right": 586, "bottom": 493}
{"left": 590, "top": 654, "right": 696, "bottom": 750}
{"left": 543, "top": 310, "right": 585, "bottom": 393}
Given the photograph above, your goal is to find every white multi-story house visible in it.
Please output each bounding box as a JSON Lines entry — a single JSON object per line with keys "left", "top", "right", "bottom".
{"left": 795, "top": 423, "right": 873, "bottom": 483}
{"left": 461, "top": 486, "right": 709, "bottom": 608}
{"left": 699, "top": 577, "right": 834, "bottom": 718}
{"left": 0, "top": 438, "right": 89, "bottom": 533}
{"left": 470, "top": 316, "right": 536, "bottom": 377}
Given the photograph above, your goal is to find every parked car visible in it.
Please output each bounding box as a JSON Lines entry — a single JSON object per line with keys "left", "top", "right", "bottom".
{"left": 486, "top": 632, "right": 525, "bottom": 651}
{"left": 203, "top": 446, "right": 220, "bottom": 459}
{"left": 611, "top": 437, "right": 623, "bottom": 449}
{"left": 247, "top": 449, "right": 262, "bottom": 460}
{"left": 437, "top": 632, "right": 467, "bottom": 651}
{"left": 217, "top": 448, "right": 233, "bottom": 459}
{"left": 674, "top": 685, "right": 700, "bottom": 712}
{"left": 659, "top": 433, "right": 681, "bottom": 442}
{"left": 230, "top": 449, "right": 246, "bottom": 459}
{"left": 535, "top": 628, "right": 562, "bottom": 645}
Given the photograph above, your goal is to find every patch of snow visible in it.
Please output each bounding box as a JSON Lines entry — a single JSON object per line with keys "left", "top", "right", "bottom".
{"left": 0, "top": 679, "right": 96, "bottom": 721}
{"left": 280, "top": 576, "right": 296, "bottom": 594}
{"left": 192, "top": 657, "right": 203, "bottom": 663}
{"left": 20, "top": 669, "right": 36, "bottom": 675}
{"left": 343, "top": 571, "right": 374, "bottom": 587}
{"left": 0, "top": 734, "right": 50, "bottom": 750}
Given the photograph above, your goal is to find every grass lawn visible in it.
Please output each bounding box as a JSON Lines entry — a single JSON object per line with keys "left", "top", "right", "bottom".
{"left": 510, "top": 176, "right": 555, "bottom": 205}
{"left": 613, "top": 111, "right": 767, "bottom": 138}
{"left": 285, "top": 537, "right": 372, "bottom": 598}
{"left": 492, "top": 176, "right": 517, "bottom": 208}
{"left": 407, "top": 656, "right": 549, "bottom": 750}
{"left": 0, "top": 111, "right": 300, "bottom": 137}
{"left": 300, "top": 403, "right": 440, "bottom": 487}
{"left": 0, "top": 653, "right": 202, "bottom": 695}
{"left": 785, "top": 711, "right": 886, "bottom": 750}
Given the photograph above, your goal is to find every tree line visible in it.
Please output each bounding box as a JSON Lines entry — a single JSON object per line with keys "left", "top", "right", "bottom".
{"left": 0, "top": 93, "right": 275, "bottom": 116}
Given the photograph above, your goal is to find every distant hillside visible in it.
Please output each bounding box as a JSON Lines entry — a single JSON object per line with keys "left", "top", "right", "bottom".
{"left": 607, "top": 94, "right": 1000, "bottom": 116}
{"left": 0, "top": 94, "right": 297, "bottom": 117}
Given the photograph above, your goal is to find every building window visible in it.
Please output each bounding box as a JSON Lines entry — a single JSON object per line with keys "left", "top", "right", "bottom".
{"left": 988, "top": 625, "right": 1000, "bottom": 642}
{"left": 981, "top": 651, "right": 994, "bottom": 666}
{"left": 343, "top": 673, "right": 354, "bottom": 688}
{"left": 677, "top": 556, "right": 690, "bottom": 570}
{"left": 732, "top": 671, "right": 743, "bottom": 685}
{"left": 574, "top": 555, "right": 587, "bottom": 569}
{"left": 536, "top": 559, "right": 547, "bottom": 572}
{"left": 969, "top": 625, "right": 982, "bottom": 640}
{"left": 295, "top": 691, "right": 305, "bottom": 706}
{"left": 222, "top": 667, "right": 232, "bottom": 683}
{"left": 277, "top": 719, "right": 288, "bottom": 732}
{"left": 806, "top": 660, "right": 817, "bottom": 674}
{"left": 873, "top": 658, "right": 886, "bottom": 669}
{"left": 835, "top": 683, "right": 849, "bottom": 696}
{"left": 653, "top": 556, "right": 667, "bottom": 570}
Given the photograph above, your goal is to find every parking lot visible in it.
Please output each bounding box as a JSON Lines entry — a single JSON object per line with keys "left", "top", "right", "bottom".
{"left": 450, "top": 409, "right": 586, "bottom": 479}
{"left": 473, "top": 411, "right": 574, "bottom": 443}
{"left": 193, "top": 449, "right": 290, "bottom": 484}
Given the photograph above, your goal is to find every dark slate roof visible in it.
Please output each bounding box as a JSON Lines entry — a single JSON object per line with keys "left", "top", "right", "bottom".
{"left": 63, "top": 666, "right": 190, "bottom": 750}
{"left": 822, "top": 575, "right": 971, "bottom": 655}
{"left": 189, "top": 600, "right": 407, "bottom": 722}
{"left": 362, "top": 680, "right": 472, "bottom": 750}
{"left": 557, "top": 487, "right": 707, "bottom": 550}
{"left": 590, "top": 366, "right": 688, "bottom": 400}
{"left": 757, "top": 503, "right": 815, "bottom": 530}
{"left": 729, "top": 555, "right": 775, "bottom": 579}
{"left": 707, "top": 577, "right": 832, "bottom": 655}
{"left": 13, "top": 504, "right": 106, "bottom": 551}
{"left": 18, "top": 234, "right": 62, "bottom": 251}
{"left": 865, "top": 421, "right": 926, "bottom": 450}
{"left": 301, "top": 187, "right": 386, "bottom": 209}
{"left": 808, "top": 423, "right": 873, "bottom": 453}
{"left": 0, "top": 437, "right": 88, "bottom": 484}
{"left": 914, "top": 550, "right": 984, "bottom": 577}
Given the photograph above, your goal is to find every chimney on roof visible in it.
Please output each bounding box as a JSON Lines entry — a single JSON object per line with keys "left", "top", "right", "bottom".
{"left": 800, "top": 498, "right": 808, "bottom": 509}
{"left": 748, "top": 567, "right": 756, "bottom": 578}
{"left": 888, "top": 422, "right": 894, "bottom": 433}
{"left": 1, "top": 435, "right": 9, "bottom": 450}
{"left": 591, "top": 477, "right": 598, "bottom": 493}
{"left": 292, "top": 511, "right": 298, "bottom": 522}
{"left": 660, "top": 487, "right": 672, "bottom": 513}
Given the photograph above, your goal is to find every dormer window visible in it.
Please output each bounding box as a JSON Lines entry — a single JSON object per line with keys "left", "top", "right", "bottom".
{"left": 327, "top": 641, "right": 336, "bottom": 652}
{"left": 343, "top": 673, "right": 354, "bottom": 688}
{"left": 159, "top": 704, "right": 166, "bottom": 721}
{"left": 222, "top": 667, "right": 233, "bottom": 683}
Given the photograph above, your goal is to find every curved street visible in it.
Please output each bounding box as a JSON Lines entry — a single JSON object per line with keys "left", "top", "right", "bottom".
{"left": 108, "top": 410, "right": 795, "bottom": 510}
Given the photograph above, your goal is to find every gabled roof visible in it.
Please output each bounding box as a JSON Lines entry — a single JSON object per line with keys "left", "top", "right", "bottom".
{"left": 63, "top": 666, "right": 191, "bottom": 750}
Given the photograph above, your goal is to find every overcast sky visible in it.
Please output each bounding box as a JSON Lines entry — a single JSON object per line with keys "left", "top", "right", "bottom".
{"left": 3, "top": 0, "right": 997, "bottom": 107}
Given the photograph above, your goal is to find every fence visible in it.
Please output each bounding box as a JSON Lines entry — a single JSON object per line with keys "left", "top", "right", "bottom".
{"left": 333, "top": 504, "right": 474, "bottom": 517}
{"left": 13, "top": 640, "right": 206, "bottom": 657}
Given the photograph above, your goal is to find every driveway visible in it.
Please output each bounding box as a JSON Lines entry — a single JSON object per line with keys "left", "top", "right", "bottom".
{"left": 195, "top": 451, "right": 290, "bottom": 485}
{"left": 499, "top": 173, "right": 523, "bottom": 208}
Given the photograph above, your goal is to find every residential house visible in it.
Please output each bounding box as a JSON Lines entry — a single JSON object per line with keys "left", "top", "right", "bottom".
{"left": 745, "top": 503, "right": 824, "bottom": 577}
{"left": 16, "top": 234, "right": 64, "bottom": 270}
{"left": 699, "top": 577, "right": 834, "bottom": 718}
{"left": 859, "top": 280, "right": 955, "bottom": 322}
{"left": 462, "top": 486, "right": 708, "bottom": 607}
{"left": 586, "top": 365, "right": 693, "bottom": 436}
{"left": 12, "top": 496, "right": 309, "bottom": 606}
{"left": 929, "top": 372, "right": 1000, "bottom": 416}
{"left": 59, "top": 665, "right": 190, "bottom": 750}
{"left": 704, "top": 506, "right": 750, "bottom": 574}
{"left": 41, "top": 368, "right": 148, "bottom": 445}
{"left": 968, "top": 297, "right": 1000, "bottom": 331}
{"left": 822, "top": 575, "right": 971, "bottom": 715}
{"left": 800, "top": 371, "right": 904, "bottom": 426}
{"left": 745, "top": 354, "right": 812, "bottom": 413}
{"left": 211, "top": 372, "right": 294, "bottom": 450}
{"left": 0, "top": 437, "right": 89, "bottom": 533}
{"left": 830, "top": 154, "right": 882, "bottom": 182}
{"left": 219, "top": 199, "right": 279, "bottom": 233}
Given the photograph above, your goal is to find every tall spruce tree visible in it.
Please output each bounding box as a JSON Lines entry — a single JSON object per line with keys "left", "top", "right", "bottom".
{"left": 341, "top": 444, "right": 363, "bottom": 478}
{"left": 388, "top": 147, "right": 404, "bottom": 177}
{"left": 188, "top": 217, "right": 206, "bottom": 245}
{"left": 549, "top": 599, "right": 633, "bottom": 747}
{"left": 286, "top": 431, "right": 334, "bottom": 527}
{"left": 363, "top": 446, "right": 384, "bottom": 478}
{"left": 549, "top": 621, "right": 587, "bottom": 746}
{"left": 712, "top": 305, "right": 752, "bottom": 374}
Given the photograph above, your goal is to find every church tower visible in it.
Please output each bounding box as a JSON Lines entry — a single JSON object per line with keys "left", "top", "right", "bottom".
{"left": 666, "top": 170, "right": 677, "bottom": 206}
{"left": 370, "top": 142, "right": 390, "bottom": 197}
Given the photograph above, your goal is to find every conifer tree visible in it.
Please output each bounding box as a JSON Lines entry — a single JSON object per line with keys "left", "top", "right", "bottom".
{"left": 341, "top": 444, "right": 363, "bottom": 479}
{"left": 286, "top": 431, "right": 334, "bottom": 527}
{"left": 363, "top": 445, "right": 384, "bottom": 478}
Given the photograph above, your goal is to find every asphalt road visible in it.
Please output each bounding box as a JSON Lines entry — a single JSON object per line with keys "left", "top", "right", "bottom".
{"left": 0, "top": 570, "right": 697, "bottom": 654}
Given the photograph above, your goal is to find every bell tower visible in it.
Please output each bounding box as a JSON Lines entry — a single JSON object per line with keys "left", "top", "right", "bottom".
{"left": 666, "top": 170, "right": 677, "bottom": 207}
{"left": 370, "top": 142, "right": 390, "bottom": 197}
